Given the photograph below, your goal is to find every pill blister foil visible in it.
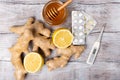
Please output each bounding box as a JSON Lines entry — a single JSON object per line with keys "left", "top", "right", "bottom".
{"left": 72, "top": 11, "right": 86, "bottom": 45}
{"left": 72, "top": 11, "right": 97, "bottom": 45}
{"left": 83, "top": 12, "right": 97, "bottom": 35}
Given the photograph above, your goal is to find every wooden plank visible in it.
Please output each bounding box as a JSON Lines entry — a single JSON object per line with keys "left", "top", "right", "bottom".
{"left": 0, "top": 0, "right": 120, "bottom": 4}
{"left": 0, "top": 3, "right": 120, "bottom": 33}
{"left": 20, "top": 62, "right": 120, "bottom": 80}
{"left": 0, "top": 4, "right": 44, "bottom": 33}
{"left": 0, "top": 33, "right": 18, "bottom": 61}
{"left": 0, "top": 61, "right": 14, "bottom": 80}
{"left": 0, "top": 32, "right": 120, "bottom": 62}
{"left": 27, "top": 62, "right": 120, "bottom": 80}
{"left": 0, "top": 61, "right": 120, "bottom": 80}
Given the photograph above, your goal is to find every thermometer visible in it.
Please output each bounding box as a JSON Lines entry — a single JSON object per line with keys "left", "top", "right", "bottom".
{"left": 86, "top": 24, "right": 106, "bottom": 65}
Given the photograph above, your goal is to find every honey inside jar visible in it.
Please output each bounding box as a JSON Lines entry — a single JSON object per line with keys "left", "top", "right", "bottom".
{"left": 43, "top": 0, "right": 67, "bottom": 25}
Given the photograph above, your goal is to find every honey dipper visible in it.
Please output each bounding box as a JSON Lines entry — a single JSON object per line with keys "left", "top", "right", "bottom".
{"left": 46, "top": 0, "right": 72, "bottom": 20}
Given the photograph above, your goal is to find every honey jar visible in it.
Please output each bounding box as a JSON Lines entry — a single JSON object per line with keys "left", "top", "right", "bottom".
{"left": 42, "top": 0, "right": 68, "bottom": 25}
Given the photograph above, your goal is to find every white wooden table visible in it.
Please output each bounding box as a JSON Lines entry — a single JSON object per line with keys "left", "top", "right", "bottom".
{"left": 0, "top": 0, "right": 120, "bottom": 80}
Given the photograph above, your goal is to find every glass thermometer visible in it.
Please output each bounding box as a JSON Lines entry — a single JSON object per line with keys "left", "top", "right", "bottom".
{"left": 86, "top": 24, "right": 106, "bottom": 65}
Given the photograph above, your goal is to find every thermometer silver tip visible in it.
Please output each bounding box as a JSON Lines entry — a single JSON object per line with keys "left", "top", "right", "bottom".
{"left": 97, "top": 23, "right": 106, "bottom": 42}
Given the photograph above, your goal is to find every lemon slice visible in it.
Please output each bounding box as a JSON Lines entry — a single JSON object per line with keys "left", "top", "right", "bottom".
{"left": 52, "top": 28, "right": 73, "bottom": 49}
{"left": 24, "top": 52, "right": 44, "bottom": 73}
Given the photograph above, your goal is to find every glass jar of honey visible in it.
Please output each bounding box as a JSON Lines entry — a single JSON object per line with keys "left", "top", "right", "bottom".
{"left": 42, "top": 0, "right": 68, "bottom": 25}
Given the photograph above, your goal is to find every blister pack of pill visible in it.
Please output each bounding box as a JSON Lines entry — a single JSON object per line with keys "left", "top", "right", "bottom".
{"left": 83, "top": 12, "right": 97, "bottom": 35}
{"left": 72, "top": 11, "right": 97, "bottom": 45}
{"left": 72, "top": 11, "right": 86, "bottom": 45}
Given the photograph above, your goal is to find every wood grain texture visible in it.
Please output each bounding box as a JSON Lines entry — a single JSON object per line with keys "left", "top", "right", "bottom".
{"left": 0, "top": 61, "right": 120, "bottom": 80}
{"left": 0, "top": 2, "right": 120, "bottom": 33}
{"left": 0, "top": 0, "right": 120, "bottom": 80}
{"left": 0, "top": 0, "right": 120, "bottom": 4}
{"left": 1, "top": 32, "right": 120, "bottom": 61}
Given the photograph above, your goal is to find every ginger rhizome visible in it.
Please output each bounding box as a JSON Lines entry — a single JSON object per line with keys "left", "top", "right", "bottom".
{"left": 46, "top": 45, "right": 85, "bottom": 71}
{"left": 9, "top": 29, "right": 33, "bottom": 80}
{"left": 9, "top": 18, "right": 54, "bottom": 80}
{"left": 9, "top": 17, "right": 85, "bottom": 80}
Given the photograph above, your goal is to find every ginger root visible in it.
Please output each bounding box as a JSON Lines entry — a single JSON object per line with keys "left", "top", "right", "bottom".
{"left": 9, "top": 17, "right": 85, "bottom": 80}
{"left": 10, "top": 18, "right": 51, "bottom": 37}
{"left": 33, "top": 34, "right": 55, "bottom": 57}
{"left": 46, "top": 45, "right": 85, "bottom": 71}
{"left": 9, "top": 29, "right": 34, "bottom": 80}
{"left": 9, "top": 18, "right": 54, "bottom": 80}
{"left": 10, "top": 18, "right": 34, "bottom": 35}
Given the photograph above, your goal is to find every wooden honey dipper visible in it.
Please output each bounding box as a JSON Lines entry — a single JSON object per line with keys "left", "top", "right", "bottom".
{"left": 46, "top": 0, "right": 72, "bottom": 20}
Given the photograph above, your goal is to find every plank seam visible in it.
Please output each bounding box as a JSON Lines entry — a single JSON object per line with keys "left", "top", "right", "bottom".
{"left": 0, "top": 31, "right": 120, "bottom": 34}
{"left": 0, "top": 1, "right": 120, "bottom": 5}
{"left": 1, "top": 60, "right": 120, "bottom": 63}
